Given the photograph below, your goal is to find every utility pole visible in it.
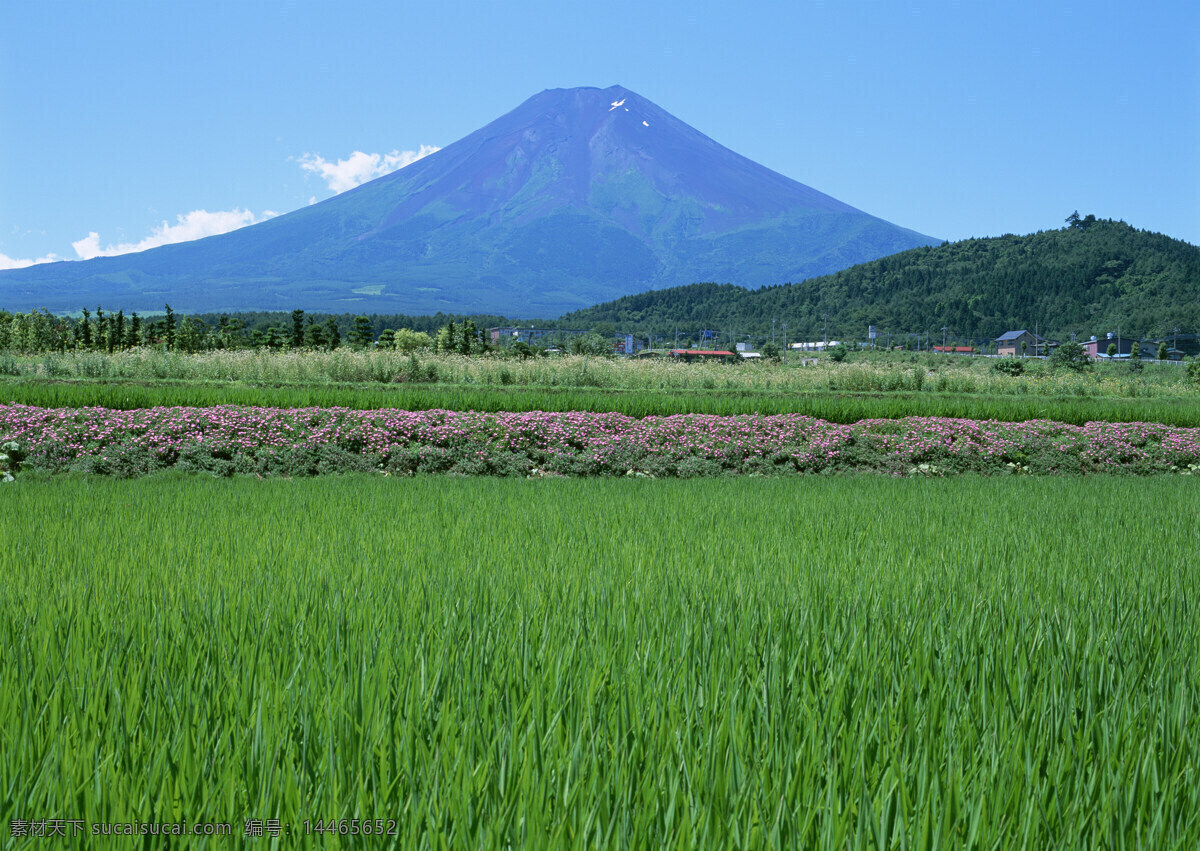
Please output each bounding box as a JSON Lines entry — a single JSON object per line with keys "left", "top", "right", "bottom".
{"left": 772, "top": 318, "right": 776, "bottom": 346}
{"left": 823, "top": 313, "right": 828, "bottom": 349}
{"left": 782, "top": 321, "right": 787, "bottom": 357}
{"left": 941, "top": 326, "right": 948, "bottom": 353}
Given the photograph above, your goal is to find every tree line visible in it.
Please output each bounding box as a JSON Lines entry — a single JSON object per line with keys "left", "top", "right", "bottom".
{"left": 0, "top": 307, "right": 442, "bottom": 354}
{"left": 0, "top": 306, "right": 619, "bottom": 357}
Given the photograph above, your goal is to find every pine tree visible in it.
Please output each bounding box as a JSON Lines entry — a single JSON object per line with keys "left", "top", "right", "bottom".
{"left": 306, "top": 317, "right": 327, "bottom": 349}
{"left": 95, "top": 307, "right": 107, "bottom": 352}
{"left": 349, "top": 315, "right": 374, "bottom": 348}
{"left": 459, "top": 320, "right": 478, "bottom": 355}
{"left": 164, "top": 304, "right": 176, "bottom": 350}
{"left": 291, "top": 309, "right": 305, "bottom": 349}
{"left": 79, "top": 308, "right": 92, "bottom": 349}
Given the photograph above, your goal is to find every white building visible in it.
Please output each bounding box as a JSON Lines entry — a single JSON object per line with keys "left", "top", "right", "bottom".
{"left": 789, "top": 341, "right": 841, "bottom": 351}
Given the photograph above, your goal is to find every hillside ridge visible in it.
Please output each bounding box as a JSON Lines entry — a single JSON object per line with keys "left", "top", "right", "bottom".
{"left": 562, "top": 219, "right": 1200, "bottom": 340}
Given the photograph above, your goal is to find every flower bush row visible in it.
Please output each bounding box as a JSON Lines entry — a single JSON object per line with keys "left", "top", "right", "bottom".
{"left": 2, "top": 403, "right": 1199, "bottom": 478}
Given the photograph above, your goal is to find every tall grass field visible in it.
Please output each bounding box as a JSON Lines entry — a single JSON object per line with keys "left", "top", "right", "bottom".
{"left": 3, "top": 475, "right": 1199, "bottom": 847}
{"left": 10, "top": 348, "right": 1199, "bottom": 401}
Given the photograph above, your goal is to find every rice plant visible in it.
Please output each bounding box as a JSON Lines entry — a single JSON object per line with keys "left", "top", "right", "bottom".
{"left": 2, "top": 476, "right": 1199, "bottom": 847}
{"left": 4, "top": 380, "right": 1200, "bottom": 426}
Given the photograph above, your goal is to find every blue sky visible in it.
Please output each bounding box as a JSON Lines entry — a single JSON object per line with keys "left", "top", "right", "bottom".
{"left": 2, "top": 0, "right": 1197, "bottom": 270}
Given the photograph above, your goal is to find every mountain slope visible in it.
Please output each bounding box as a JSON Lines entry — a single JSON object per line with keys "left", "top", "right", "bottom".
{"left": 0, "top": 85, "right": 938, "bottom": 315}
{"left": 563, "top": 219, "right": 1200, "bottom": 340}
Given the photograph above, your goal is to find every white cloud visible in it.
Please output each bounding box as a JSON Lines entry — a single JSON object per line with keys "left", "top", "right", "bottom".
{"left": 298, "top": 145, "right": 439, "bottom": 194}
{"left": 71, "top": 208, "right": 275, "bottom": 260}
{"left": 0, "top": 251, "right": 61, "bottom": 270}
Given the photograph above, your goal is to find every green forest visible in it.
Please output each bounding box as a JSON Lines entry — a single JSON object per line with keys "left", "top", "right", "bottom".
{"left": 564, "top": 217, "right": 1200, "bottom": 342}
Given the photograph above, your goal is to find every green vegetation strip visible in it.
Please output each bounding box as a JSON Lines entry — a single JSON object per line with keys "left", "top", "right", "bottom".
{"left": 3, "top": 475, "right": 1199, "bottom": 846}
{"left": 5, "top": 378, "right": 1200, "bottom": 425}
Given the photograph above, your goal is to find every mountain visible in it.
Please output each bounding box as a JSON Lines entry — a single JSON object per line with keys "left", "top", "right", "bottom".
{"left": 562, "top": 219, "right": 1200, "bottom": 341}
{"left": 0, "top": 85, "right": 938, "bottom": 315}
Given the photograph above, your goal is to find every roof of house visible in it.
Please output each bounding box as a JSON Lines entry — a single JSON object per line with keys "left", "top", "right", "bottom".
{"left": 995, "top": 330, "right": 1045, "bottom": 342}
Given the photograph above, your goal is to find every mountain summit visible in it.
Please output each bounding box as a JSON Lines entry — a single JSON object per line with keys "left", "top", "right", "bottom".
{"left": 1, "top": 85, "right": 938, "bottom": 315}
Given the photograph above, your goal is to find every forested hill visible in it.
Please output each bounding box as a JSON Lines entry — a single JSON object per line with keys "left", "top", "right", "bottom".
{"left": 562, "top": 219, "right": 1200, "bottom": 341}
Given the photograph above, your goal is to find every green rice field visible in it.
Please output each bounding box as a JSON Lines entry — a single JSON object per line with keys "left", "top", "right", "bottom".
{"left": 3, "top": 475, "right": 1199, "bottom": 847}
{"left": 5, "top": 378, "right": 1200, "bottom": 426}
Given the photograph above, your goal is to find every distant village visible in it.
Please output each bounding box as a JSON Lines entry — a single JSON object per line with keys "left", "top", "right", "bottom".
{"left": 487, "top": 326, "right": 1200, "bottom": 361}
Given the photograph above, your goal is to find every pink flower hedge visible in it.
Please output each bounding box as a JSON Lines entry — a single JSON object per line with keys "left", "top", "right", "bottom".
{"left": 2, "top": 403, "right": 1199, "bottom": 477}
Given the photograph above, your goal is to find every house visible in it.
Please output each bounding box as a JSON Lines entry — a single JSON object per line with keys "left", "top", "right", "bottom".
{"left": 488, "top": 327, "right": 589, "bottom": 346}
{"left": 489, "top": 327, "right": 646, "bottom": 355}
{"left": 931, "top": 346, "right": 975, "bottom": 354}
{"left": 994, "top": 330, "right": 1049, "bottom": 357}
{"left": 789, "top": 341, "right": 841, "bottom": 351}
{"left": 1151, "top": 334, "right": 1199, "bottom": 358}
{"left": 611, "top": 334, "right": 646, "bottom": 355}
{"left": 1080, "top": 334, "right": 1154, "bottom": 360}
{"left": 669, "top": 349, "right": 735, "bottom": 362}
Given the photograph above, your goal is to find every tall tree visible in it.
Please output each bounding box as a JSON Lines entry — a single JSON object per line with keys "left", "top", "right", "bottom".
{"left": 305, "top": 317, "right": 327, "bottom": 349}
{"left": 79, "top": 307, "right": 92, "bottom": 349}
{"left": 349, "top": 315, "right": 375, "bottom": 348}
{"left": 291, "top": 309, "right": 305, "bottom": 349}
{"left": 95, "top": 307, "right": 107, "bottom": 352}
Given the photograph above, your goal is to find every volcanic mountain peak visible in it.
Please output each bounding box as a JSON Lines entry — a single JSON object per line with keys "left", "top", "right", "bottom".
{"left": 365, "top": 83, "right": 859, "bottom": 237}
{"left": 0, "top": 85, "right": 939, "bottom": 315}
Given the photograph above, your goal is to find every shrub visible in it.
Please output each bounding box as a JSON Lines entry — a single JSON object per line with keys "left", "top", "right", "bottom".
{"left": 1049, "top": 341, "right": 1092, "bottom": 372}
{"left": 993, "top": 359, "right": 1025, "bottom": 376}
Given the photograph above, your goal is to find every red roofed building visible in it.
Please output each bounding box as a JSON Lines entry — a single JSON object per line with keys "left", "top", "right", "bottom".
{"left": 669, "top": 349, "right": 736, "bottom": 361}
